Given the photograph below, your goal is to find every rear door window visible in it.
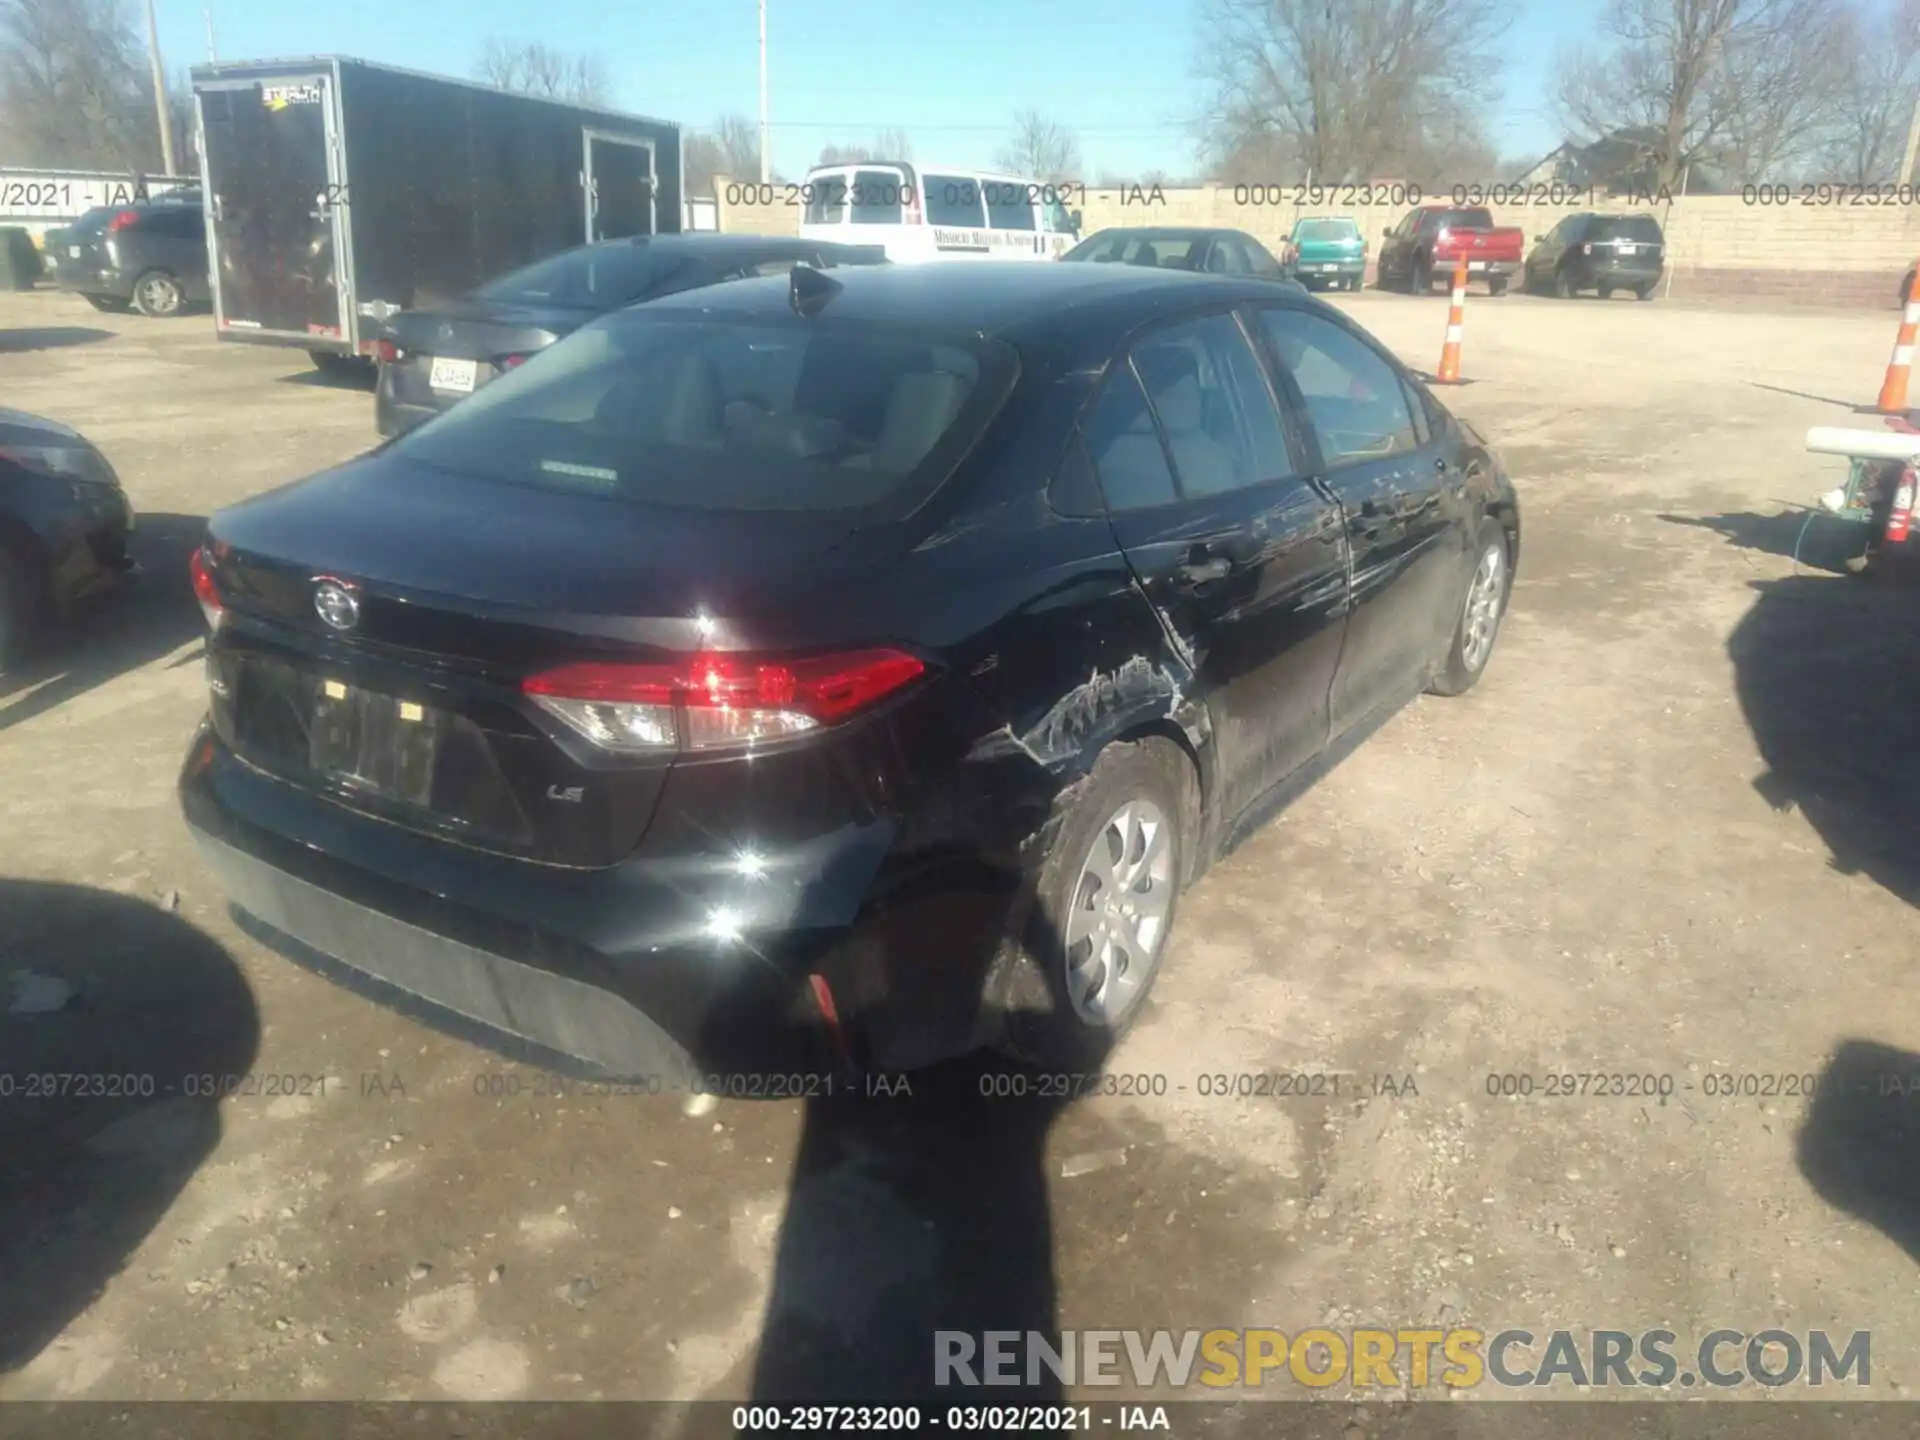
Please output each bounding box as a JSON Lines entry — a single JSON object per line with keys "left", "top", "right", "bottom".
{"left": 925, "top": 175, "right": 986, "bottom": 228}
{"left": 803, "top": 171, "right": 851, "bottom": 224}
{"left": 849, "top": 168, "right": 905, "bottom": 225}
{"left": 1128, "top": 312, "right": 1295, "bottom": 498}
{"left": 1256, "top": 308, "right": 1419, "bottom": 468}
{"left": 1084, "top": 362, "right": 1179, "bottom": 511}
{"left": 983, "top": 181, "right": 1036, "bottom": 232}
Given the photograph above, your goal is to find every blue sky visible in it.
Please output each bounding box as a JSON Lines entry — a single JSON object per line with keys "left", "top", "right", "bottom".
{"left": 168, "top": 0, "right": 1572, "bottom": 180}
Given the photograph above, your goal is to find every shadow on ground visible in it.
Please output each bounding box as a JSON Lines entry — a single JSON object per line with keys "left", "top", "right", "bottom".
{"left": 276, "top": 363, "right": 376, "bottom": 393}
{"left": 749, "top": 1052, "right": 1070, "bottom": 1406}
{"left": 1729, "top": 574, "right": 1920, "bottom": 909}
{"left": 0, "top": 327, "right": 114, "bottom": 354}
{"left": 0, "top": 878, "right": 260, "bottom": 1375}
{"left": 0, "top": 512, "right": 206, "bottom": 734}
{"left": 1799, "top": 1040, "right": 1920, "bottom": 1265}
{"left": 1658, "top": 508, "right": 1868, "bottom": 575}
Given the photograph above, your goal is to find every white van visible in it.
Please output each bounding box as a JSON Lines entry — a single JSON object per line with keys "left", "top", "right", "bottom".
{"left": 796, "top": 161, "right": 1081, "bottom": 263}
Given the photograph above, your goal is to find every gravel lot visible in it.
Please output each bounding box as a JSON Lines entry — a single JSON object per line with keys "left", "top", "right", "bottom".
{"left": 3, "top": 283, "right": 1919, "bottom": 1412}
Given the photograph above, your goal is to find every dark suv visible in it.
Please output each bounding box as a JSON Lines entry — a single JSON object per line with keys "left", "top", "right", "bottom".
{"left": 52, "top": 196, "right": 209, "bottom": 317}
{"left": 1523, "top": 212, "right": 1665, "bottom": 300}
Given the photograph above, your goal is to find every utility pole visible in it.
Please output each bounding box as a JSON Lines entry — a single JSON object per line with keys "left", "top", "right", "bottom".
{"left": 757, "top": 0, "right": 769, "bottom": 183}
{"left": 1901, "top": 92, "right": 1920, "bottom": 186}
{"left": 206, "top": 7, "right": 218, "bottom": 64}
{"left": 144, "top": 0, "right": 177, "bottom": 176}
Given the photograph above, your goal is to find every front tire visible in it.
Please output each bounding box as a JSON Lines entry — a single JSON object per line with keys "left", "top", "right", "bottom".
{"left": 1412, "top": 256, "right": 1433, "bottom": 294}
{"left": 1488, "top": 277, "right": 1508, "bottom": 297}
{"left": 1598, "top": 283, "right": 1614, "bottom": 300}
{"left": 1551, "top": 266, "right": 1575, "bottom": 300}
{"left": 0, "top": 537, "right": 44, "bottom": 674}
{"left": 1635, "top": 282, "right": 1655, "bottom": 302}
{"left": 998, "top": 738, "right": 1193, "bottom": 1071}
{"left": 1429, "top": 519, "right": 1512, "bottom": 697}
{"left": 131, "top": 270, "right": 182, "bottom": 317}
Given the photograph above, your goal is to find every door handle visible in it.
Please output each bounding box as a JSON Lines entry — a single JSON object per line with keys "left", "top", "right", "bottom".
{"left": 1177, "top": 555, "right": 1232, "bottom": 584}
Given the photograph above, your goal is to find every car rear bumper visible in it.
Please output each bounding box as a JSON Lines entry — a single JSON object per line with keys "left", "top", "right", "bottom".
{"left": 179, "top": 725, "right": 1023, "bottom": 1076}
{"left": 1292, "top": 259, "right": 1365, "bottom": 278}
{"left": 375, "top": 364, "right": 454, "bottom": 438}
{"left": 1577, "top": 260, "right": 1663, "bottom": 287}
{"left": 1453, "top": 259, "right": 1519, "bottom": 280}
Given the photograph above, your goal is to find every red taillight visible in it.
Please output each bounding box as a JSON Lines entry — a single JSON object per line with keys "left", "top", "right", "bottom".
{"left": 106, "top": 210, "right": 140, "bottom": 234}
{"left": 1890, "top": 467, "right": 1916, "bottom": 544}
{"left": 522, "top": 648, "right": 926, "bottom": 753}
{"left": 499, "top": 353, "right": 529, "bottom": 370}
{"left": 374, "top": 338, "right": 400, "bottom": 365}
{"left": 189, "top": 547, "right": 224, "bottom": 631}
{"left": 905, "top": 184, "right": 924, "bottom": 226}
{"left": 1436, "top": 227, "right": 1450, "bottom": 245}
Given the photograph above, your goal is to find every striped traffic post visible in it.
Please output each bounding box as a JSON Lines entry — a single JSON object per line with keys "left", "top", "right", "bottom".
{"left": 1879, "top": 267, "right": 1920, "bottom": 412}
{"left": 1434, "top": 257, "right": 1468, "bottom": 384}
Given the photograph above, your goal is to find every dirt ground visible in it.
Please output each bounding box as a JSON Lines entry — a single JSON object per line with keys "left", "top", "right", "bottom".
{"left": 4, "top": 283, "right": 1920, "bottom": 1413}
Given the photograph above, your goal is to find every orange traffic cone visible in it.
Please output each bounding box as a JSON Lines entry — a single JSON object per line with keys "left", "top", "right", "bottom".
{"left": 1434, "top": 257, "right": 1468, "bottom": 384}
{"left": 1879, "top": 267, "right": 1920, "bottom": 412}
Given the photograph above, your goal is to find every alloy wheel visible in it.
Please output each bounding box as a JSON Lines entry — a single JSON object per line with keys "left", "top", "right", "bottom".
{"left": 1062, "top": 798, "right": 1176, "bottom": 1026}
{"left": 1460, "top": 540, "right": 1507, "bottom": 673}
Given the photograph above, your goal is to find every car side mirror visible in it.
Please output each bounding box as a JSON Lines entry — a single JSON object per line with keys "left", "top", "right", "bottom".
{"left": 1382, "top": 228, "right": 1391, "bottom": 238}
{"left": 1070, "top": 209, "right": 1083, "bottom": 232}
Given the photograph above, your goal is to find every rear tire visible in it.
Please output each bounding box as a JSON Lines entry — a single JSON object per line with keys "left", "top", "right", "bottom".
{"left": 1488, "top": 277, "right": 1508, "bottom": 297}
{"left": 1635, "top": 283, "right": 1655, "bottom": 302}
{"left": 310, "top": 351, "right": 373, "bottom": 381}
{"left": 1598, "top": 283, "right": 1614, "bottom": 300}
{"left": 1429, "top": 518, "right": 1512, "bottom": 698}
{"left": 1412, "top": 256, "right": 1433, "bottom": 294}
{"left": 1551, "top": 266, "right": 1574, "bottom": 300}
{"left": 998, "top": 738, "right": 1194, "bottom": 1072}
{"left": 130, "top": 270, "right": 182, "bottom": 317}
{"left": 84, "top": 293, "right": 130, "bottom": 313}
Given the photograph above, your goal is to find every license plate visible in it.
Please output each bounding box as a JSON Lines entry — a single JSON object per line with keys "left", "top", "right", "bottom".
{"left": 309, "top": 680, "right": 441, "bottom": 808}
{"left": 428, "top": 356, "right": 477, "bottom": 393}
{"left": 1469, "top": 261, "right": 1487, "bottom": 271}
{"left": 1322, "top": 264, "right": 1339, "bottom": 273}
{"left": 1617, "top": 242, "right": 1637, "bottom": 255}
{"left": 68, "top": 244, "right": 81, "bottom": 258}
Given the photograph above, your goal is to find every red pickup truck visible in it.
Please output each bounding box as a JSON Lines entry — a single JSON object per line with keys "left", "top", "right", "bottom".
{"left": 1377, "top": 206, "right": 1525, "bottom": 295}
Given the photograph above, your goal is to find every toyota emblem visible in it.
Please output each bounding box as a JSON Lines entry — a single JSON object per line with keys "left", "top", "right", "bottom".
{"left": 312, "top": 576, "right": 360, "bottom": 632}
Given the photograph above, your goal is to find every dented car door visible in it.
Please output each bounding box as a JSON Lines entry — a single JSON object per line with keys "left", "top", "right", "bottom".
{"left": 1083, "top": 311, "right": 1350, "bottom": 824}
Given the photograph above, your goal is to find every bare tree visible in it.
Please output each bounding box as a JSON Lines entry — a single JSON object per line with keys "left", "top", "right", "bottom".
{"left": 0, "top": 0, "right": 165, "bottom": 169}
{"left": 993, "top": 108, "right": 1081, "bottom": 178}
{"left": 817, "top": 142, "right": 877, "bottom": 165}
{"left": 873, "top": 126, "right": 913, "bottom": 160}
{"left": 686, "top": 112, "right": 766, "bottom": 192}
{"left": 475, "top": 37, "right": 610, "bottom": 107}
{"left": 1195, "top": 0, "right": 1509, "bottom": 185}
{"left": 1554, "top": 0, "right": 1852, "bottom": 188}
{"left": 1819, "top": 0, "right": 1920, "bottom": 181}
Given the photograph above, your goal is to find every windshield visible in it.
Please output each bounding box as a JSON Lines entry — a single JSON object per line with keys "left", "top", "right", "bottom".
{"left": 385, "top": 312, "right": 1017, "bottom": 514}
{"left": 1295, "top": 220, "right": 1359, "bottom": 243}
{"left": 475, "top": 244, "right": 675, "bottom": 308}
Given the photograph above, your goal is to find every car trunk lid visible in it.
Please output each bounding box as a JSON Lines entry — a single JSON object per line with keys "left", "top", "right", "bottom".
{"left": 203, "top": 454, "right": 893, "bottom": 868}
{"left": 381, "top": 302, "right": 583, "bottom": 409}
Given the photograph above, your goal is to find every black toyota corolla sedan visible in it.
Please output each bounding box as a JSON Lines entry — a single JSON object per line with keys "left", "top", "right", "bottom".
{"left": 180, "top": 262, "right": 1519, "bottom": 1082}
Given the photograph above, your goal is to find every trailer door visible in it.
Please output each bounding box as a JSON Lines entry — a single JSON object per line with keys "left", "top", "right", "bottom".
{"left": 584, "top": 131, "right": 656, "bottom": 241}
{"left": 197, "top": 74, "right": 351, "bottom": 343}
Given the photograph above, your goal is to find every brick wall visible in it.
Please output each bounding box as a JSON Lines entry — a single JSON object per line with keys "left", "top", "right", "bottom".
{"left": 709, "top": 179, "right": 1920, "bottom": 308}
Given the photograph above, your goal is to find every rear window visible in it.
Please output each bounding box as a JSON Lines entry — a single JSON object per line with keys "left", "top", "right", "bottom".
{"left": 386, "top": 313, "right": 1016, "bottom": 515}
{"left": 849, "top": 168, "right": 905, "bottom": 225}
{"left": 68, "top": 208, "right": 115, "bottom": 237}
{"left": 1591, "top": 215, "right": 1663, "bottom": 244}
{"left": 1440, "top": 208, "right": 1494, "bottom": 229}
{"left": 476, "top": 245, "right": 678, "bottom": 308}
{"left": 803, "top": 171, "right": 850, "bottom": 225}
{"left": 1069, "top": 233, "right": 1206, "bottom": 270}
{"left": 1295, "top": 220, "right": 1358, "bottom": 242}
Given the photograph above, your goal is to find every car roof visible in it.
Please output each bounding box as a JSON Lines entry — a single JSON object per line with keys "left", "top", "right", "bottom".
{"left": 639, "top": 261, "right": 1299, "bottom": 336}
{"left": 1079, "top": 226, "right": 1254, "bottom": 242}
